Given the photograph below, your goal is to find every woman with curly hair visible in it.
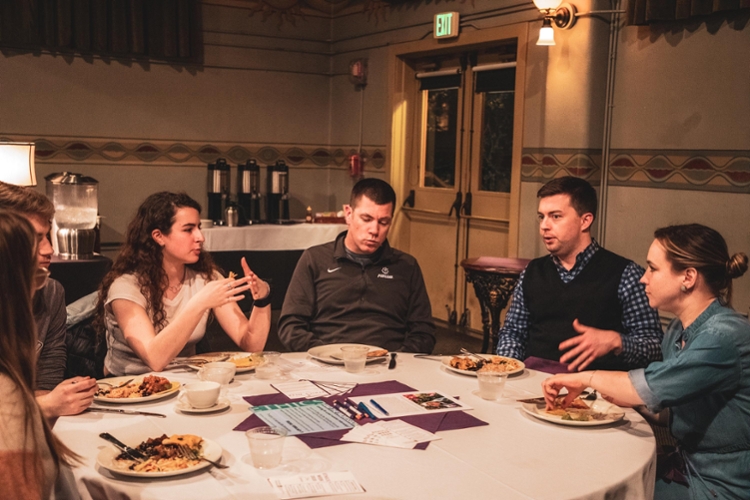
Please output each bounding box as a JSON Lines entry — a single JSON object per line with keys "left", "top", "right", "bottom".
{"left": 0, "top": 210, "right": 78, "bottom": 498}
{"left": 542, "top": 224, "right": 750, "bottom": 499}
{"left": 97, "top": 192, "right": 270, "bottom": 376}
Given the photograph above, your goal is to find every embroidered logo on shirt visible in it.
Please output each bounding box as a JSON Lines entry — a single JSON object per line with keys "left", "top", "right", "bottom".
{"left": 327, "top": 267, "right": 341, "bottom": 273}
{"left": 377, "top": 267, "right": 393, "bottom": 279}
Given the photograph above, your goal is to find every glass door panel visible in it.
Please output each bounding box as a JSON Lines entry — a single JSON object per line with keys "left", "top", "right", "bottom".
{"left": 479, "top": 91, "right": 514, "bottom": 193}
{"left": 423, "top": 89, "right": 458, "bottom": 188}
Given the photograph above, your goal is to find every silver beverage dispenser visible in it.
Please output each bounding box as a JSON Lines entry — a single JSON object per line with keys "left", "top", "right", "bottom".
{"left": 45, "top": 172, "right": 98, "bottom": 260}
{"left": 237, "top": 159, "right": 261, "bottom": 224}
{"left": 266, "top": 160, "right": 289, "bottom": 223}
{"left": 207, "top": 158, "right": 230, "bottom": 223}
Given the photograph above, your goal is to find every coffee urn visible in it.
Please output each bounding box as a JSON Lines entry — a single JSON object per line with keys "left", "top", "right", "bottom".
{"left": 207, "top": 158, "right": 230, "bottom": 222}
{"left": 266, "top": 160, "right": 289, "bottom": 223}
{"left": 45, "top": 172, "right": 98, "bottom": 260}
{"left": 237, "top": 159, "right": 261, "bottom": 224}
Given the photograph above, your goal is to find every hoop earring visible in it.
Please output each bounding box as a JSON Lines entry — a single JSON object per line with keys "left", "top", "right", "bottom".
{"left": 680, "top": 285, "right": 687, "bottom": 293}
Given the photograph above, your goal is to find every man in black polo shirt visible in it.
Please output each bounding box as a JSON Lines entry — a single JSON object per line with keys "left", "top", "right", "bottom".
{"left": 496, "top": 177, "right": 662, "bottom": 371}
{"left": 279, "top": 178, "right": 435, "bottom": 353}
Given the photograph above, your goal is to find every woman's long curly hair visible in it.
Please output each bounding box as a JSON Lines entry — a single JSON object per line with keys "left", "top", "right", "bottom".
{"left": 96, "top": 192, "right": 218, "bottom": 333}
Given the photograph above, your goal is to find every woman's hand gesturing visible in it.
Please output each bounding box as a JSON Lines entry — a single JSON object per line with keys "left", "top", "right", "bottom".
{"left": 241, "top": 257, "right": 270, "bottom": 300}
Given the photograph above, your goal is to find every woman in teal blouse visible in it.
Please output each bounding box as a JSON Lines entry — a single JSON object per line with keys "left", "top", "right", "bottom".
{"left": 542, "top": 224, "right": 749, "bottom": 499}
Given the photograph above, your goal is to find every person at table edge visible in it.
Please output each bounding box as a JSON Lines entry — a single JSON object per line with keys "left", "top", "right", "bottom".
{"left": 496, "top": 176, "right": 663, "bottom": 371}
{"left": 543, "top": 224, "right": 750, "bottom": 499}
{"left": 0, "top": 181, "right": 98, "bottom": 421}
{"left": 279, "top": 178, "right": 436, "bottom": 353}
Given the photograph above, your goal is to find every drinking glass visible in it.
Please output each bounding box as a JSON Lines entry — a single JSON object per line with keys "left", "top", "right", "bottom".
{"left": 340, "top": 345, "right": 369, "bottom": 373}
{"left": 476, "top": 371, "right": 508, "bottom": 401}
{"left": 246, "top": 427, "right": 287, "bottom": 469}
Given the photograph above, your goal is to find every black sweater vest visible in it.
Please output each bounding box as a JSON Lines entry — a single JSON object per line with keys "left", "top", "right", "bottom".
{"left": 523, "top": 248, "right": 631, "bottom": 371}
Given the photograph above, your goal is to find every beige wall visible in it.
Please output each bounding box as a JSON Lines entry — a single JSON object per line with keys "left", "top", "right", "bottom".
{"left": 2, "top": 0, "right": 748, "bottom": 320}
{"left": 518, "top": 10, "right": 750, "bottom": 315}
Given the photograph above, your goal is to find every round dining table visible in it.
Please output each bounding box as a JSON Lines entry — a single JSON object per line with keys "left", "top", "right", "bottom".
{"left": 55, "top": 353, "right": 656, "bottom": 500}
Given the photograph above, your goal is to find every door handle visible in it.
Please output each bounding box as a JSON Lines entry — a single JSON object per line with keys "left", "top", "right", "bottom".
{"left": 448, "top": 192, "right": 462, "bottom": 219}
{"left": 461, "top": 192, "right": 472, "bottom": 216}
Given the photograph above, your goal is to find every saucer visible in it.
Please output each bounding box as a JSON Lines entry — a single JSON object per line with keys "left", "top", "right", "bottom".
{"left": 175, "top": 398, "right": 230, "bottom": 414}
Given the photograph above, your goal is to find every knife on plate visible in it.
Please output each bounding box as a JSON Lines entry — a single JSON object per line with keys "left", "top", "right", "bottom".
{"left": 87, "top": 407, "right": 166, "bottom": 418}
{"left": 99, "top": 432, "right": 147, "bottom": 460}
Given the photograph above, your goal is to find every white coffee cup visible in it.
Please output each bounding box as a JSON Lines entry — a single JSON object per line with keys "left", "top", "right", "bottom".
{"left": 198, "top": 361, "right": 236, "bottom": 385}
{"left": 182, "top": 381, "right": 221, "bottom": 408}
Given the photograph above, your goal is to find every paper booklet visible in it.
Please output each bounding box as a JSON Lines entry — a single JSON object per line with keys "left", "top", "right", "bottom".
{"left": 348, "top": 391, "right": 471, "bottom": 419}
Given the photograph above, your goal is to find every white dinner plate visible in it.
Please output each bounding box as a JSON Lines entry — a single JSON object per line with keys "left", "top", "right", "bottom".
{"left": 95, "top": 377, "right": 181, "bottom": 404}
{"left": 307, "top": 344, "right": 387, "bottom": 365}
{"left": 175, "top": 398, "right": 231, "bottom": 414}
{"left": 521, "top": 399, "right": 626, "bottom": 427}
{"left": 96, "top": 437, "right": 222, "bottom": 478}
{"left": 442, "top": 355, "right": 525, "bottom": 377}
{"left": 186, "top": 351, "right": 263, "bottom": 373}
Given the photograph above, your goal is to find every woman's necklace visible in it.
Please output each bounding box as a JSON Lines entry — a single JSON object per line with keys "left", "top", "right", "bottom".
{"left": 167, "top": 268, "right": 186, "bottom": 295}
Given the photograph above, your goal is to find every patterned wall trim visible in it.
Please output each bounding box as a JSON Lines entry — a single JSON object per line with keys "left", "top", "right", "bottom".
{"left": 522, "top": 148, "right": 750, "bottom": 194}
{"left": 521, "top": 148, "right": 602, "bottom": 183}
{"left": 0, "top": 135, "right": 387, "bottom": 170}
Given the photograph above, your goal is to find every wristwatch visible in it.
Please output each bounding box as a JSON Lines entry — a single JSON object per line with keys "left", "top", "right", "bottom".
{"left": 252, "top": 285, "right": 271, "bottom": 308}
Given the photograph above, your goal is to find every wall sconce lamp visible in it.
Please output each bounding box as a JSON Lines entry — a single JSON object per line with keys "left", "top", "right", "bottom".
{"left": 0, "top": 142, "right": 36, "bottom": 186}
{"left": 533, "top": 0, "right": 577, "bottom": 46}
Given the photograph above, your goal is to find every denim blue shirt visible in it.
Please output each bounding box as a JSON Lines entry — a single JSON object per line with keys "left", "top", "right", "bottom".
{"left": 630, "top": 300, "right": 750, "bottom": 499}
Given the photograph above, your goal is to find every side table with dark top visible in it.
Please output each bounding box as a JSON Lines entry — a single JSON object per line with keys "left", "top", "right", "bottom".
{"left": 460, "top": 257, "right": 530, "bottom": 354}
{"left": 49, "top": 254, "right": 113, "bottom": 305}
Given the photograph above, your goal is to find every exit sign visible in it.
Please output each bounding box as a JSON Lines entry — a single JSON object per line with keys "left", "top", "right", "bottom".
{"left": 434, "top": 12, "right": 459, "bottom": 39}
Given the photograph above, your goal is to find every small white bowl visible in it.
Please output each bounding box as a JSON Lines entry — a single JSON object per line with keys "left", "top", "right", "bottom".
{"left": 200, "top": 219, "right": 214, "bottom": 229}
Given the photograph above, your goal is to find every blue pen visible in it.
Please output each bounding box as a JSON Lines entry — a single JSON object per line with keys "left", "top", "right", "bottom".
{"left": 357, "top": 401, "right": 378, "bottom": 420}
{"left": 369, "top": 399, "right": 389, "bottom": 416}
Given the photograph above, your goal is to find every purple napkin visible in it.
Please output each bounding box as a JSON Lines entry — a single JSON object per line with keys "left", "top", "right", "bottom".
{"left": 234, "top": 380, "right": 488, "bottom": 449}
{"left": 523, "top": 356, "right": 571, "bottom": 374}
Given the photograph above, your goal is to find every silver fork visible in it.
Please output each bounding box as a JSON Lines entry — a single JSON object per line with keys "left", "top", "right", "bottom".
{"left": 97, "top": 378, "right": 134, "bottom": 388}
{"left": 177, "top": 444, "right": 229, "bottom": 469}
{"left": 460, "top": 348, "right": 487, "bottom": 363}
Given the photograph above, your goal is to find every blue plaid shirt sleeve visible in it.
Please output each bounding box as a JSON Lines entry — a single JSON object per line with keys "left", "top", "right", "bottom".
{"left": 617, "top": 262, "right": 664, "bottom": 367}
{"left": 496, "top": 269, "right": 530, "bottom": 359}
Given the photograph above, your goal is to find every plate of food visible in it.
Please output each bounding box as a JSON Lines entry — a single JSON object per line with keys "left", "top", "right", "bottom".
{"left": 307, "top": 344, "right": 388, "bottom": 365}
{"left": 185, "top": 352, "right": 264, "bottom": 373}
{"left": 95, "top": 375, "right": 180, "bottom": 403}
{"left": 96, "top": 434, "right": 222, "bottom": 477}
{"left": 521, "top": 396, "right": 626, "bottom": 426}
{"left": 443, "top": 355, "right": 524, "bottom": 376}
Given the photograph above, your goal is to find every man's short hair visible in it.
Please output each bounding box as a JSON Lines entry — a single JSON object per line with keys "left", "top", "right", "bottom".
{"left": 350, "top": 178, "right": 396, "bottom": 210}
{"left": 537, "top": 176, "right": 597, "bottom": 219}
{"left": 0, "top": 181, "right": 54, "bottom": 220}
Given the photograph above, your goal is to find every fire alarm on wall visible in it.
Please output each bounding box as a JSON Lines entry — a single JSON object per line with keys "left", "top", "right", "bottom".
{"left": 349, "top": 58, "right": 368, "bottom": 86}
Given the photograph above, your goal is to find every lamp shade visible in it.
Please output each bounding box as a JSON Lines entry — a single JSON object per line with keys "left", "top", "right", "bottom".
{"left": 537, "top": 20, "right": 556, "bottom": 46}
{"left": 532, "top": 0, "right": 562, "bottom": 11}
{"left": 0, "top": 143, "right": 36, "bottom": 186}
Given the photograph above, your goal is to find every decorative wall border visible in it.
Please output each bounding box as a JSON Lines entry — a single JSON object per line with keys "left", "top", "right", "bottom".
{"left": 521, "top": 148, "right": 750, "bottom": 194}
{"left": 0, "top": 135, "right": 387, "bottom": 170}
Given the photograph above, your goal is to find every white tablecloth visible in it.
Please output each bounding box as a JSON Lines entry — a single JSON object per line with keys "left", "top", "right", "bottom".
{"left": 202, "top": 224, "right": 348, "bottom": 252}
{"left": 55, "top": 354, "right": 656, "bottom": 500}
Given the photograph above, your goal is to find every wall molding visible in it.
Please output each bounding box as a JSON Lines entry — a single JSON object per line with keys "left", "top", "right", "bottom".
{"left": 0, "top": 135, "right": 387, "bottom": 171}
{"left": 521, "top": 148, "right": 750, "bottom": 194}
